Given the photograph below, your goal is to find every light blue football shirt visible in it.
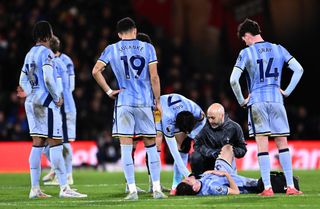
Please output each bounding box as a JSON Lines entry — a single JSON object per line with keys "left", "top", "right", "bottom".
{"left": 54, "top": 56, "right": 76, "bottom": 113}
{"left": 234, "top": 41, "right": 293, "bottom": 105}
{"left": 21, "top": 45, "right": 58, "bottom": 108}
{"left": 98, "top": 39, "right": 157, "bottom": 107}
{"left": 198, "top": 173, "right": 257, "bottom": 195}
{"left": 60, "top": 53, "right": 74, "bottom": 76}
{"left": 157, "top": 94, "right": 204, "bottom": 138}
{"left": 59, "top": 53, "right": 76, "bottom": 112}
{"left": 198, "top": 174, "right": 228, "bottom": 195}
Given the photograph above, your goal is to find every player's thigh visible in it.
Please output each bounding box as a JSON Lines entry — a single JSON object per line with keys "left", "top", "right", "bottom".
{"left": 269, "top": 103, "right": 290, "bottom": 136}
{"left": 214, "top": 158, "right": 236, "bottom": 175}
{"left": 112, "top": 106, "right": 135, "bottom": 136}
{"left": 248, "top": 103, "right": 270, "bottom": 136}
{"left": 134, "top": 107, "right": 156, "bottom": 137}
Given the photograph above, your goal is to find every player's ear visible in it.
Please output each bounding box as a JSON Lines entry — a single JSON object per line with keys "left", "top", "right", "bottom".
{"left": 118, "top": 32, "right": 122, "bottom": 39}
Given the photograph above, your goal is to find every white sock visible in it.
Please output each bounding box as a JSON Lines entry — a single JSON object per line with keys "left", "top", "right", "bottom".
{"left": 128, "top": 183, "right": 137, "bottom": 193}
{"left": 153, "top": 180, "right": 161, "bottom": 192}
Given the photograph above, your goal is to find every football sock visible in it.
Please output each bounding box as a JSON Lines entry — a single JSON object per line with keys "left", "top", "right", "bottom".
{"left": 63, "top": 143, "right": 73, "bottom": 176}
{"left": 145, "top": 144, "right": 161, "bottom": 191}
{"left": 258, "top": 152, "right": 271, "bottom": 189}
{"left": 147, "top": 151, "right": 162, "bottom": 187}
{"left": 43, "top": 145, "right": 50, "bottom": 161}
{"left": 172, "top": 163, "right": 182, "bottom": 188}
{"left": 29, "top": 146, "right": 44, "bottom": 188}
{"left": 180, "top": 152, "right": 188, "bottom": 166}
{"left": 172, "top": 152, "right": 188, "bottom": 188}
{"left": 131, "top": 147, "right": 136, "bottom": 163}
{"left": 279, "top": 148, "right": 294, "bottom": 187}
{"left": 50, "top": 144, "right": 67, "bottom": 187}
{"left": 121, "top": 144, "right": 136, "bottom": 186}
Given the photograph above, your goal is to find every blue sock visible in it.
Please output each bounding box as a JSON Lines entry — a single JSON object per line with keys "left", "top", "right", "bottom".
{"left": 258, "top": 152, "right": 271, "bottom": 189}
{"left": 63, "top": 143, "right": 73, "bottom": 175}
{"left": 29, "top": 146, "right": 44, "bottom": 188}
{"left": 145, "top": 144, "right": 161, "bottom": 182}
{"left": 279, "top": 148, "right": 294, "bottom": 187}
{"left": 50, "top": 144, "right": 67, "bottom": 187}
{"left": 180, "top": 152, "right": 188, "bottom": 165}
{"left": 43, "top": 145, "right": 50, "bottom": 161}
{"left": 121, "top": 144, "right": 135, "bottom": 184}
{"left": 172, "top": 152, "right": 188, "bottom": 188}
{"left": 172, "top": 163, "right": 182, "bottom": 188}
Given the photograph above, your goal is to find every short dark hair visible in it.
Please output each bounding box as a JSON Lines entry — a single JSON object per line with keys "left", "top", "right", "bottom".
{"left": 237, "top": 18, "right": 261, "bottom": 38}
{"left": 137, "top": 32, "right": 152, "bottom": 44}
{"left": 50, "top": 35, "right": 60, "bottom": 53}
{"left": 33, "top": 21, "right": 53, "bottom": 42}
{"left": 176, "top": 182, "right": 197, "bottom": 196}
{"left": 175, "top": 111, "right": 196, "bottom": 134}
{"left": 117, "top": 17, "right": 136, "bottom": 33}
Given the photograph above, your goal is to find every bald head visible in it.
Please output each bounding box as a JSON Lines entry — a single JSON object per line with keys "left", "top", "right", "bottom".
{"left": 207, "top": 103, "right": 225, "bottom": 128}
{"left": 207, "top": 103, "right": 224, "bottom": 115}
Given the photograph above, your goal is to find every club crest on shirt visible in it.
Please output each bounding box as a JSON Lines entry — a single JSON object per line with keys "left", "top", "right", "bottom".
{"left": 166, "top": 125, "right": 172, "bottom": 133}
{"left": 216, "top": 186, "right": 223, "bottom": 193}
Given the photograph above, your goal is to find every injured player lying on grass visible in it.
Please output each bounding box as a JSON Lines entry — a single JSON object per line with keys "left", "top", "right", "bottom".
{"left": 176, "top": 144, "right": 258, "bottom": 196}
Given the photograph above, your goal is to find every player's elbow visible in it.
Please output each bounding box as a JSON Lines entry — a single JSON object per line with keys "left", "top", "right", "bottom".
{"left": 92, "top": 67, "right": 100, "bottom": 78}
{"left": 299, "top": 67, "right": 304, "bottom": 75}
{"left": 44, "top": 77, "right": 51, "bottom": 86}
{"left": 230, "top": 77, "right": 237, "bottom": 88}
{"left": 228, "top": 188, "right": 240, "bottom": 195}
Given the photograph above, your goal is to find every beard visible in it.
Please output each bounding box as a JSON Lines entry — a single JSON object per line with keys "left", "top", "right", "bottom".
{"left": 210, "top": 120, "right": 223, "bottom": 129}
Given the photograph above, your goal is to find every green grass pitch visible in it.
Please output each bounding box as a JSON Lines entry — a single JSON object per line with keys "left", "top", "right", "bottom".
{"left": 0, "top": 170, "right": 319, "bottom": 209}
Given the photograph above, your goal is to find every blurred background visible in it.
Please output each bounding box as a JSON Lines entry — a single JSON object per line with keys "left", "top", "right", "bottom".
{"left": 0, "top": 0, "right": 320, "bottom": 170}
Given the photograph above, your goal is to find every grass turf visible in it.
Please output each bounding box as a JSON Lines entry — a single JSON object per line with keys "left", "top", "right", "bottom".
{"left": 0, "top": 170, "right": 319, "bottom": 209}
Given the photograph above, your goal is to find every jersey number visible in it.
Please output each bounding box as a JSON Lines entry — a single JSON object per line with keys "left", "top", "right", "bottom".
{"left": 25, "top": 62, "right": 38, "bottom": 87}
{"left": 167, "top": 96, "right": 182, "bottom": 107}
{"left": 120, "top": 55, "right": 145, "bottom": 79}
{"left": 257, "top": 58, "right": 279, "bottom": 82}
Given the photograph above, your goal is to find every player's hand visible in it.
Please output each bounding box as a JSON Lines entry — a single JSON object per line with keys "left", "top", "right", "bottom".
{"left": 205, "top": 170, "right": 228, "bottom": 176}
{"left": 16, "top": 86, "right": 26, "bottom": 98}
{"left": 54, "top": 97, "right": 63, "bottom": 107}
{"left": 108, "top": 89, "right": 121, "bottom": 99}
{"left": 240, "top": 94, "right": 250, "bottom": 108}
{"left": 154, "top": 100, "right": 162, "bottom": 117}
{"left": 203, "top": 170, "right": 214, "bottom": 175}
{"left": 279, "top": 88, "right": 288, "bottom": 97}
